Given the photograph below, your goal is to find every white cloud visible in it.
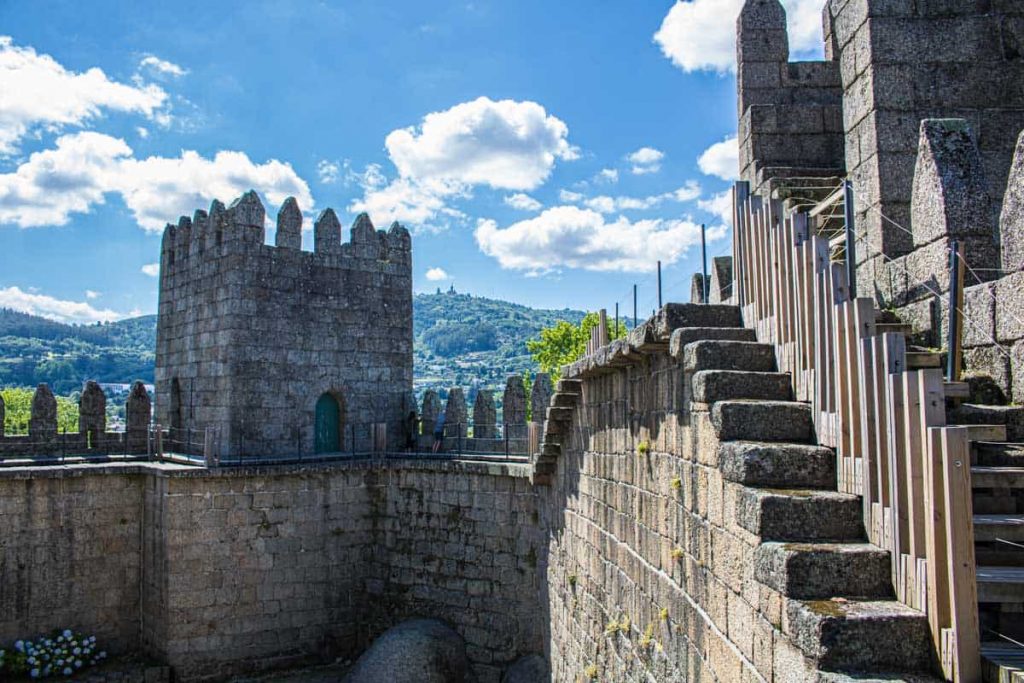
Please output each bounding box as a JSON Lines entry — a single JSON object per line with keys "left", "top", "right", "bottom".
{"left": 0, "top": 285, "right": 126, "bottom": 323}
{"left": 474, "top": 205, "right": 725, "bottom": 274}
{"left": 138, "top": 55, "right": 187, "bottom": 78}
{"left": 0, "top": 36, "right": 169, "bottom": 154}
{"left": 85, "top": 289, "right": 100, "bottom": 299}
{"left": 0, "top": 131, "right": 314, "bottom": 232}
{"left": 561, "top": 181, "right": 702, "bottom": 214}
{"left": 653, "top": 0, "right": 824, "bottom": 74}
{"left": 317, "top": 159, "right": 340, "bottom": 184}
{"left": 141, "top": 263, "right": 159, "bottom": 277}
{"left": 698, "top": 190, "right": 733, "bottom": 224}
{"left": 425, "top": 267, "right": 450, "bottom": 281}
{"left": 627, "top": 147, "right": 664, "bottom": 175}
{"left": 386, "top": 96, "right": 578, "bottom": 191}
{"left": 350, "top": 97, "right": 577, "bottom": 230}
{"left": 698, "top": 135, "right": 739, "bottom": 181}
{"left": 135, "top": 126, "right": 149, "bottom": 139}
{"left": 596, "top": 168, "right": 619, "bottom": 184}
{"left": 504, "top": 193, "right": 542, "bottom": 212}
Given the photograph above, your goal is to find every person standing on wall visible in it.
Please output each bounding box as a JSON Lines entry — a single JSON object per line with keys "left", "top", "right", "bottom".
{"left": 432, "top": 409, "right": 446, "bottom": 453}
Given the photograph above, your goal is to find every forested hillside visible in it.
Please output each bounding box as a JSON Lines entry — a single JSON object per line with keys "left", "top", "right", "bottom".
{"left": 0, "top": 291, "right": 586, "bottom": 398}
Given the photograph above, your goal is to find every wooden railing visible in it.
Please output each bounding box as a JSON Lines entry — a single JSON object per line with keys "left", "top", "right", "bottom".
{"left": 732, "top": 181, "right": 981, "bottom": 682}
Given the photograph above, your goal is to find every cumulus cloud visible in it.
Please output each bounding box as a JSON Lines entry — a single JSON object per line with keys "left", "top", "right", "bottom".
{"left": 0, "top": 285, "right": 126, "bottom": 323}
{"left": 0, "top": 36, "right": 169, "bottom": 154}
{"left": 425, "top": 267, "right": 450, "bottom": 281}
{"left": 654, "top": 0, "right": 824, "bottom": 74}
{"left": 317, "top": 159, "right": 340, "bottom": 184}
{"left": 698, "top": 190, "right": 733, "bottom": 224}
{"left": 595, "top": 168, "right": 619, "bottom": 184}
{"left": 560, "top": 181, "right": 702, "bottom": 214}
{"left": 141, "top": 263, "right": 159, "bottom": 277}
{"left": 474, "top": 205, "right": 726, "bottom": 274}
{"left": 350, "top": 97, "right": 577, "bottom": 230}
{"left": 627, "top": 147, "right": 665, "bottom": 175}
{"left": 504, "top": 193, "right": 542, "bottom": 212}
{"left": 85, "top": 289, "right": 100, "bottom": 299}
{"left": 138, "top": 55, "right": 187, "bottom": 78}
{"left": 698, "top": 135, "right": 739, "bottom": 181}
{"left": 0, "top": 131, "right": 314, "bottom": 231}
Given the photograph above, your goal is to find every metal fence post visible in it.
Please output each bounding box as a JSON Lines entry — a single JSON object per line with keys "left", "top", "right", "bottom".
{"left": 843, "top": 180, "right": 858, "bottom": 296}
{"left": 701, "top": 223, "right": 708, "bottom": 304}
{"left": 947, "top": 239, "right": 965, "bottom": 383}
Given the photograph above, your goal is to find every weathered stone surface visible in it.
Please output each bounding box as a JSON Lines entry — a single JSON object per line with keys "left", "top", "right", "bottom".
{"left": 29, "top": 383, "right": 57, "bottom": 439}
{"left": 684, "top": 340, "right": 776, "bottom": 373}
{"left": 344, "top": 619, "right": 471, "bottom": 683}
{"left": 737, "top": 488, "right": 863, "bottom": 541}
{"left": 503, "top": 375, "right": 526, "bottom": 427}
{"left": 948, "top": 403, "right": 1024, "bottom": 442}
{"left": 786, "top": 599, "right": 931, "bottom": 673}
{"left": 472, "top": 390, "right": 496, "bottom": 439}
{"left": 275, "top": 196, "right": 303, "bottom": 250}
{"left": 709, "top": 256, "right": 734, "bottom": 304}
{"left": 421, "top": 390, "right": 441, "bottom": 436}
{"left": 313, "top": 208, "right": 341, "bottom": 254}
{"left": 79, "top": 380, "right": 106, "bottom": 440}
{"left": 712, "top": 400, "right": 813, "bottom": 442}
{"left": 995, "top": 270, "right": 1024, "bottom": 343}
{"left": 691, "top": 273, "right": 707, "bottom": 304}
{"left": 1002, "top": 130, "right": 1024, "bottom": 273}
{"left": 692, "top": 370, "right": 791, "bottom": 403}
{"left": 126, "top": 381, "right": 151, "bottom": 450}
{"left": 719, "top": 441, "right": 835, "bottom": 488}
{"left": 755, "top": 542, "right": 891, "bottom": 600}
{"left": 502, "top": 654, "right": 547, "bottom": 683}
{"left": 669, "top": 327, "right": 757, "bottom": 357}
{"left": 445, "top": 388, "right": 467, "bottom": 432}
{"left": 910, "top": 119, "right": 996, "bottom": 249}
{"left": 530, "top": 373, "right": 552, "bottom": 424}
{"left": 652, "top": 304, "right": 743, "bottom": 339}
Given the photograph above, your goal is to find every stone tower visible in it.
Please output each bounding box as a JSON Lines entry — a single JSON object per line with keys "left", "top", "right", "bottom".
{"left": 154, "top": 190, "right": 413, "bottom": 458}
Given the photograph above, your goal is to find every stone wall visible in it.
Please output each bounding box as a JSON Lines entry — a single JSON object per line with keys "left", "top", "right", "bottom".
{"left": 155, "top": 191, "right": 413, "bottom": 459}
{"left": 1, "top": 460, "right": 543, "bottom": 683}
{"left": 0, "top": 466, "right": 145, "bottom": 651}
{"left": 541, "top": 343, "right": 801, "bottom": 681}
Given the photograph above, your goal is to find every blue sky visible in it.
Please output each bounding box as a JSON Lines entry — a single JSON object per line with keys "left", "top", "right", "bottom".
{"left": 0, "top": 0, "right": 823, "bottom": 323}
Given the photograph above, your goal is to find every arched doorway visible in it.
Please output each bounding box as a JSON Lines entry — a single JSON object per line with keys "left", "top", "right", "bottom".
{"left": 315, "top": 392, "right": 344, "bottom": 454}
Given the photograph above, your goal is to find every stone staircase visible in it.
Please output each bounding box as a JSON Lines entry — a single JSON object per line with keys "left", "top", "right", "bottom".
{"left": 679, "top": 333, "right": 938, "bottom": 678}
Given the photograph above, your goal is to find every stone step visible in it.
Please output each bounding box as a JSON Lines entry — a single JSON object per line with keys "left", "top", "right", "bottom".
{"left": 786, "top": 599, "right": 932, "bottom": 673}
{"left": 973, "top": 442, "right": 1024, "bottom": 467}
{"left": 976, "top": 566, "right": 1024, "bottom": 603}
{"left": 556, "top": 379, "right": 582, "bottom": 394}
{"left": 974, "top": 514, "right": 1024, "bottom": 543}
{"left": 651, "top": 303, "right": 743, "bottom": 336}
{"left": 682, "top": 340, "right": 776, "bottom": 373}
{"left": 551, "top": 393, "right": 578, "bottom": 408}
{"left": 692, "top": 370, "right": 792, "bottom": 403}
{"left": 712, "top": 400, "right": 814, "bottom": 443}
{"left": 719, "top": 441, "right": 835, "bottom": 489}
{"left": 981, "top": 642, "right": 1024, "bottom": 683}
{"left": 972, "top": 466, "right": 1024, "bottom": 490}
{"left": 736, "top": 488, "right": 864, "bottom": 542}
{"left": 755, "top": 542, "right": 892, "bottom": 600}
{"left": 546, "top": 407, "right": 573, "bottom": 423}
{"left": 816, "top": 673, "right": 942, "bottom": 683}
{"left": 950, "top": 404, "right": 1024, "bottom": 442}
{"left": 668, "top": 326, "right": 757, "bottom": 357}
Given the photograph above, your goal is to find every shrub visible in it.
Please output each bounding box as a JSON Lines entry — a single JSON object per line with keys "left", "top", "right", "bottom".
{"left": 1, "top": 630, "right": 106, "bottom": 679}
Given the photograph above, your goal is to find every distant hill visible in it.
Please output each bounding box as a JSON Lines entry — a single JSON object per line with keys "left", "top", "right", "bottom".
{"left": 0, "top": 292, "right": 586, "bottom": 398}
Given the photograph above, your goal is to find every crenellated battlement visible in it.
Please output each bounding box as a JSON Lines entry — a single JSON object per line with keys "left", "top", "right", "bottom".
{"left": 155, "top": 191, "right": 414, "bottom": 459}
{"left": 159, "top": 191, "right": 412, "bottom": 287}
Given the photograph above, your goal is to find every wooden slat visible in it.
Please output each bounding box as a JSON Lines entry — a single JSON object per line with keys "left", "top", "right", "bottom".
{"left": 903, "top": 371, "right": 927, "bottom": 608}
{"left": 939, "top": 427, "right": 981, "bottom": 683}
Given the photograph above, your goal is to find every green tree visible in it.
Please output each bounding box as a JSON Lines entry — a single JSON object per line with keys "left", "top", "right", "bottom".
{"left": 2, "top": 387, "right": 79, "bottom": 435}
{"left": 526, "top": 313, "right": 628, "bottom": 384}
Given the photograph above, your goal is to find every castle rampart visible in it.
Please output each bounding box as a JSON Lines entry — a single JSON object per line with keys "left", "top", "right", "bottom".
{"left": 155, "top": 191, "right": 414, "bottom": 460}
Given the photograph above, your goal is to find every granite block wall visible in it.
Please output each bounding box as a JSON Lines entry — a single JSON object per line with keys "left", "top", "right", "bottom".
{"left": 155, "top": 192, "right": 413, "bottom": 460}
{"left": 0, "top": 460, "right": 543, "bottom": 683}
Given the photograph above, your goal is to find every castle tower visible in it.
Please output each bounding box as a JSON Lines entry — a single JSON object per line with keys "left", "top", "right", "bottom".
{"left": 155, "top": 191, "right": 413, "bottom": 458}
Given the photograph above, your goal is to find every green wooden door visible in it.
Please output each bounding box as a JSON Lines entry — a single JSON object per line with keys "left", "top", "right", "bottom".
{"left": 315, "top": 394, "right": 340, "bottom": 453}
